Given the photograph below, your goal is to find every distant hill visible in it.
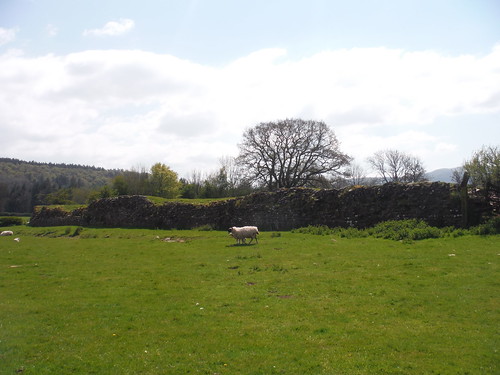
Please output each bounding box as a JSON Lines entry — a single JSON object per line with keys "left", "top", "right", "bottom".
{"left": 426, "top": 168, "right": 457, "bottom": 183}
{"left": 0, "top": 158, "right": 122, "bottom": 213}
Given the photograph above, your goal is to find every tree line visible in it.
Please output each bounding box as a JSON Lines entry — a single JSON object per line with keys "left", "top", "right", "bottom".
{"left": 0, "top": 159, "right": 123, "bottom": 213}
{"left": 1, "top": 119, "right": 498, "bottom": 213}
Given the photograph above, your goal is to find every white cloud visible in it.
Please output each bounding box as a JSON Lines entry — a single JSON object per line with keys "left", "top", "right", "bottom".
{"left": 46, "top": 24, "right": 59, "bottom": 37}
{"left": 434, "top": 142, "right": 457, "bottom": 153}
{"left": 0, "top": 27, "right": 18, "bottom": 46}
{"left": 83, "top": 18, "right": 135, "bottom": 37}
{"left": 0, "top": 45, "right": 499, "bottom": 176}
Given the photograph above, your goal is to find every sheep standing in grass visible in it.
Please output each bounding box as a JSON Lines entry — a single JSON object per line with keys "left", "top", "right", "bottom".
{"left": 1, "top": 230, "right": 14, "bottom": 236}
{"left": 228, "top": 226, "right": 259, "bottom": 245}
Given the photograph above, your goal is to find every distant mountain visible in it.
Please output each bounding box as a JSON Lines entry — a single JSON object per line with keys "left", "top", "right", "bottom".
{"left": 426, "top": 168, "right": 457, "bottom": 183}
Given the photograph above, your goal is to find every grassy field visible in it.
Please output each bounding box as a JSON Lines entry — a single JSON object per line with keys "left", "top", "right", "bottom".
{"left": 0, "top": 226, "right": 498, "bottom": 374}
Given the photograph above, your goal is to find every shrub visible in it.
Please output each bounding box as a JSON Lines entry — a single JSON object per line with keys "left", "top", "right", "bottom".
{"left": 334, "top": 227, "right": 367, "bottom": 239}
{"left": 292, "top": 218, "right": 499, "bottom": 242}
{"left": 450, "top": 228, "right": 469, "bottom": 237}
{"left": 408, "top": 226, "right": 441, "bottom": 241}
{"left": 292, "top": 225, "right": 333, "bottom": 235}
{"left": 0, "top": 217, "right": 24, "bottom": 226}
{"left": 369, "top": 219, "right": 442, "bottom": 241}
{"left": 292, "top": 225, "right": 367, "bottom": 238}
{"left": 469, "top": 216, "right": 500, "bottom": 235}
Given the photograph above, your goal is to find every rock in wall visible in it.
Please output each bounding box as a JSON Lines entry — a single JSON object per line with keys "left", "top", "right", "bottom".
{"left": 30, "top": 182, "right": 482, "bottom": 230}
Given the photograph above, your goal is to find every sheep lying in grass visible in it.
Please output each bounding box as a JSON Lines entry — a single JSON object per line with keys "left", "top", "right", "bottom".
{"left": 0, "top": 230, "right": 13, "bottom": 236}
{"left": 228, "top": 226, "right": 259, "bottom": 245}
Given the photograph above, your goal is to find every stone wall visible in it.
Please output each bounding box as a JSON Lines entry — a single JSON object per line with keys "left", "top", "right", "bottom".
{"left": 30, "top": 182, "right": 487, "bottom": 230}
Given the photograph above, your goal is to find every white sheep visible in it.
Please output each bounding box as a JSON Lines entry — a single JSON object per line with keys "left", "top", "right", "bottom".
{"left": 228, "top": 226, "right": 259, "bottom": 245}
{"left": 0, "top": 230, "right": 14, "bottom": 236}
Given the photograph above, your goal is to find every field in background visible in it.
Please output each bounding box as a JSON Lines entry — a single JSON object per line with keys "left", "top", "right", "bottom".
{"left": 0, "top": 227, "right": 498, "bottom": 374}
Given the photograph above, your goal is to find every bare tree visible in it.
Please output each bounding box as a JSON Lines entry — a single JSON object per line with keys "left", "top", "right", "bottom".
{"left": 188, "top": 169, "right": 203, "bottom": 188}
{"left": 219, "top": 156, "right": 241, "bottom": 193}
{"left": 218, "top": 155, "right": 253, "bottom": 196}
{"left": 346, "top": 163, "right": 368, "bottom": 186}
{"left": 367, "top": 149, "right": 426, "bottom": 183}
{"left": 367, "top": 150, "right": 403, "bottom": 183}
{"left": 403, "top": 154, "right": 427, "bottom": 182}
{"left": 451, "top": 167, "right": 465, "bottom": 185}
{"left": 237, "top": 119, "right": 351, "bottom": 190}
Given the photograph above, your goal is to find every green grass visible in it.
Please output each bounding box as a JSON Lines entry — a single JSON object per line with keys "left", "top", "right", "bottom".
{"left": 146, "top": 196, "right": 234, "bottom": 205}
{"left": 0, "top": 227, "right": 498, "bottom": 374}
{"left": 33, "top": 204, "right": 86, "bottom": 213}
{"left": 33, "top": 196, "right": 233, "bottom": 213}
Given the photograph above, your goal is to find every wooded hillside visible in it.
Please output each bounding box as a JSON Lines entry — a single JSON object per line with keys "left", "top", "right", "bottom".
{"left": 0, "top": 158, "right": 122, "bottom": 213}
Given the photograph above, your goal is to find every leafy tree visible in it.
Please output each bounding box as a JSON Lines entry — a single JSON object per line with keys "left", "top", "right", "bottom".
{"left": 0, "top": 158, "right": 123, "bottom": 212}
{"left": 0, "top": 182, "right": 9, "bottom": 212}
{"left": 112, "top": 175, "right": 129, "bottom": 196}
{"left": 180, "top": 170, "right": 204, "bottom": 198}
{"left": 7, "top": 183, "right": 31, "bottom": 212}
{"left": 87, "top": 185, "right": 117, "bottom": 203}
{"left": 71, "top": 187, "right": 93, "bottom": 204}
{"left": 237, "top": 118, "right": 351, "bottom": 190}
{"left": 367, "top": 149, "right": 426, "bottom": 184}
{"left": 45, "top": 188, "right": 73, "bottom": 205}
{"left": 122, "top": 167, "right": 149, "bottom": 195}
{"left": 463, "top": 145, "right": 499, "bottom": 198}
{"left": 202, "top": 167, "right": 231, "bottom": 198}
{"left": 180, "top": 179, "right": 198, "bottom": 199}
{"left": 149, "top": 163, "right": 181, "bottom": 198}
{"left": 99, "top": 185, "right": 116, "bottom": 198}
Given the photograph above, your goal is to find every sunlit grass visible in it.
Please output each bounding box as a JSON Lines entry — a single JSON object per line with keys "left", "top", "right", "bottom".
{"left": 1, "top": 228, "right": 498, "bottom": 374}
{"left": 146, "top": 196, "right": 234, "bottom": 205}
{"left": 32, "top": 196, "right": 233, "bottom": 214}
{"left": 32, "top": 204, "right": 86, "bottom": 213}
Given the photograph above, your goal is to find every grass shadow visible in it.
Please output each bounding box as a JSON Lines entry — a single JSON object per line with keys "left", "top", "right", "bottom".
{"left": 226, "top": 243, "right": 258, "bottom": 247}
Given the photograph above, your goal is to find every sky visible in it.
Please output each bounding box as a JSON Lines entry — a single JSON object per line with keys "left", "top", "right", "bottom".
{"left": 1, "top": 0, "right": 499, "bottom": 178}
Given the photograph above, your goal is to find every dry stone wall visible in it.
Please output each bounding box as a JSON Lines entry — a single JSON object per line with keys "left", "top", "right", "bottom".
{"left": 30, "top": 182, "right": 482, "bottom": 230}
